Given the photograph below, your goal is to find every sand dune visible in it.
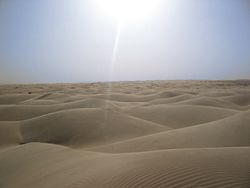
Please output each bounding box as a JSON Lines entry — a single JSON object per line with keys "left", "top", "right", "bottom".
{"left": 0, "top": 143, "right": 249, "bottom": 188}
{"left": 177, "top": 96, "right": 246, "bottom": 110}
{"left": 20, "top": 108, "right": 166, "bottom": 147}
{"left": 222, "top": 93, "right": 250, "bottom": 106}
{"left": 92, "top": 110, "right": 250, "bottom": 153}
{"left": 0, "top": 94, "right": 38, "bottom": 104}
{"left": 0, "top": 98, "right": 111, "bottom": 121}
{"left": 149, "top": 94, "right": 194, "bottom": 105}
{"left": 123, "top": 104, "right": 238, "bottom": 128}
{"left": 0, "top": 121, "right": 20, "bottom": 147}
{"left": 0, "top": 80, "right": 249, "bottom": 188}
{"left": 89, "top": 90, "right": 182, "bottom": 102}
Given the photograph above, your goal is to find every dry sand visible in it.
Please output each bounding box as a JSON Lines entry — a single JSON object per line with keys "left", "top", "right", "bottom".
{"left": 0, "top": 80, "right": 249, "bottom": 188}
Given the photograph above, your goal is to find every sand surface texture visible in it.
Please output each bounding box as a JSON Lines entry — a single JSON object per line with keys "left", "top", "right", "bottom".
{"left": 0, "top": 80, "right": 250, "bottom": 188}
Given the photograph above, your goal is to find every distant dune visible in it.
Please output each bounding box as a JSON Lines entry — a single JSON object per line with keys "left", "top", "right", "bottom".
{"left": 0, "top": 80, "right": 250, "bottom": 188}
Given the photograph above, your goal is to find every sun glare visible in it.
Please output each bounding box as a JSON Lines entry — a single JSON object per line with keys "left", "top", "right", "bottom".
{"left": 97, "top": 0, "right": 160, "bottom": 23}
{"left": 95, "top": 0, "right": 161, "bottom": 84}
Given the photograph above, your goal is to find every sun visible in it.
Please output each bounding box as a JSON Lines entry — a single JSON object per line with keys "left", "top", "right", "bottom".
{"left": 96, "top": 0, "right": 160, "bottom": 23}
{"left": 94, "top": 0, "right": 161, "bottom": 82}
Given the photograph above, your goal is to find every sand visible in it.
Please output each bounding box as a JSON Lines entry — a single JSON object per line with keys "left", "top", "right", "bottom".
{"left": 0, "top": 80, "right": 249, "bottom": 188}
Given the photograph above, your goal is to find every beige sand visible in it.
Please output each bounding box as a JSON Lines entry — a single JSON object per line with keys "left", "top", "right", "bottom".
{"left": 0, "top": 80, "right": 249, "bottom": 188}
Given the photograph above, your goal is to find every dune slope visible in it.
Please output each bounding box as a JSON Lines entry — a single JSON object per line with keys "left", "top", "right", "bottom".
{"left": 92, "top": 110, "right": 250, "bottom": 153}
{"left": 0, "top": 143, "right": 249, "bottom": 188}
{"left": 20, "top": 108, "right": 166, "bottom": 147}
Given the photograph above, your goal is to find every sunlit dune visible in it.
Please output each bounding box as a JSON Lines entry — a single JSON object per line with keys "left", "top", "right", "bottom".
{"left": 0, "top": 80, "right": 250, "bottom": 188}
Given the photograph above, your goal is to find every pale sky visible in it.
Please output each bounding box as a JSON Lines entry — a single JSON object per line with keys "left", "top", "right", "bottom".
{"left": 0, "top": 0, "right": 249, "bottom": 83}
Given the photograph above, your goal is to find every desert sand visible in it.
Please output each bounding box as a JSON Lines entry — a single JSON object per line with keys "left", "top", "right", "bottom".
{"left": 0, "top": 80, "right": 249, "bottom": 188}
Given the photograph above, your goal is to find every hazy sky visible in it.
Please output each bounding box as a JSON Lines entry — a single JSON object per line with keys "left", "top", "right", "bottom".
{"left": 0, "top": 0, "right": 249, "bottom": 83}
